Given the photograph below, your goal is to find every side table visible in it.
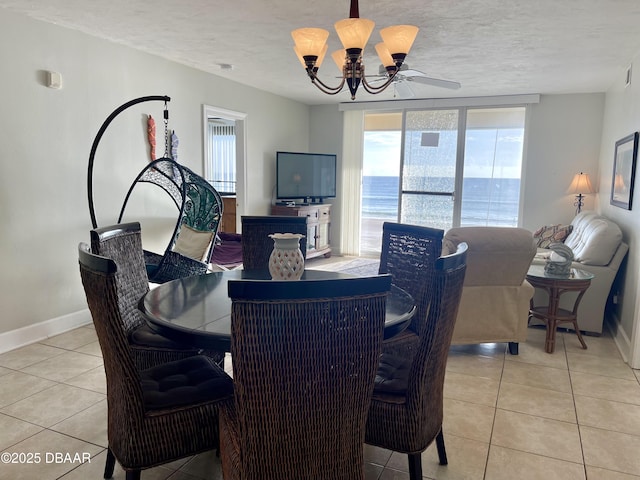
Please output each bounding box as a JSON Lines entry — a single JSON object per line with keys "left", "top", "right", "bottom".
{"left": 526, "top": 265, "right": 594, "bottom": 353}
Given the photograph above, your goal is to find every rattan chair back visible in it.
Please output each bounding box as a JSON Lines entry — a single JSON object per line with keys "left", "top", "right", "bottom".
{"left": 240, "top": 215, "right": 307, "bottom": 270}
{"left": 78, "top": 243, "right": 231, "bottom": 479}
{"left": 90, "top": 222, "right": 149, "bottom": 335}
{"left": 220, "top": 275, "right": 392, "bottom": 480}
{"left": 365, "top": 243, "right": 467, "bottom": 480}
{"left": 90, "top": 222, "right": 224, "bottom": 369}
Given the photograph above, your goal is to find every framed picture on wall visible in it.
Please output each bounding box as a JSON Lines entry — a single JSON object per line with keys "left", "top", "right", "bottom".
{"left": 611, "top": 132, "right": 639, "bottom": 210}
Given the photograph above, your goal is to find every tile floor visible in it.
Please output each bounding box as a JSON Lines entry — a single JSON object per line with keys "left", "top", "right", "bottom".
{"left": 1, "top": 264, "right": 640, "bottom": 479}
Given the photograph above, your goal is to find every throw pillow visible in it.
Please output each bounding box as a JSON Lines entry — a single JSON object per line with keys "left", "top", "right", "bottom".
{"left": 172, "top": 225, "right": 214, "bottom": 261}
{"left": 533, "top": 224, "right": 573, "bottom": 249}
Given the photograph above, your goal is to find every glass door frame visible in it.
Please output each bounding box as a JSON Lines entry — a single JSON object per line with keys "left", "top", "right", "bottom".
{"left": 397, "top": 107, "right": 468, "bottom": 228}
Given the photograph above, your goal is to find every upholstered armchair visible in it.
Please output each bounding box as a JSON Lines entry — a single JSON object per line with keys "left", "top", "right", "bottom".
{"left": 442, "top": 227, "right": 536, "bottom": 354}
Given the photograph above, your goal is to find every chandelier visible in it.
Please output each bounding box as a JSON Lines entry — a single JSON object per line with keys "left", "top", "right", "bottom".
{"left": 291, "top": 0, "right": 419, "bottom": 100}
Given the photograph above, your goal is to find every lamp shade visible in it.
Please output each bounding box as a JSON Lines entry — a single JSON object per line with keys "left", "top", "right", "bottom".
{"left": 568, "top": 172, "right": 595, "bottom": 194}
{"left": 375, "top": 42, "right": 395, "bottom": 68}
{"left": 379, "top": 25, "right": 419, "bottom": 55}
{"left": 291, "top": 28, "right": 329, "bottom": 57}
{"left": 334, "top": 18, "right": 375, "bottom": 50}
{"left": 332, "top": 49, "right": 346, "bottom": 72}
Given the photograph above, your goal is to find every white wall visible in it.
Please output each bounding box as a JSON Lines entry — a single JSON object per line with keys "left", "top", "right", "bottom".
{"left": 521, "top": 94, "right": 605, "bottom": 230}
{"left": 0, "top": 10, "right": 310, "bottom": 344}
{"left": 598, "top": 54, "right": 640, "bottom": 366}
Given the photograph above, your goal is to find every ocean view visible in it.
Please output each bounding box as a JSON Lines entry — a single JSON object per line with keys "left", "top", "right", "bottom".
{"left": 361, "top": 175, "right": 519, "bottom": 253}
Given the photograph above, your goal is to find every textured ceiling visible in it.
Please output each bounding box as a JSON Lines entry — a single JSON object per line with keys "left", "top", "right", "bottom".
{"left": 3, "top": 0, "right": 640, "bottom": 105}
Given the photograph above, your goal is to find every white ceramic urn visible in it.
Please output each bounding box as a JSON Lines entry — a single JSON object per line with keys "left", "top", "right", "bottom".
{"left": 268, "top": 233, "right": 305, "bottom": 280}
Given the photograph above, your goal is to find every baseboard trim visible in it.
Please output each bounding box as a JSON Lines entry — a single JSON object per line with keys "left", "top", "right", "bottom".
{"left": 0, "top": 309, "right": 92, "bottom": 354}
{"left": 606, "top": 312, "right": 632, "bottom": 364}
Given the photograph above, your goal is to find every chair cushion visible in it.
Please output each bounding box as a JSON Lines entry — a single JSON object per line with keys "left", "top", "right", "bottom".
{"left": 533, "top": 224, "right": 573, "bottom": 248}
{"left": 130, "top": 324, "right": 197, "bottom": 350}
{"left": 374, "top": 353, "right": 411, "bottom": 394}
{"left": 172, "top": 225, "right": 214, "bottom": 261}
{"left": 140, "top": 355, "right": 233, "bottom": 410}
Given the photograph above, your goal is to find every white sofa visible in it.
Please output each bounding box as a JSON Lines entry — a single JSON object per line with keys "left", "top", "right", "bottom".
{"left": 531, "top": 211, "right": 628, "bottom": 335}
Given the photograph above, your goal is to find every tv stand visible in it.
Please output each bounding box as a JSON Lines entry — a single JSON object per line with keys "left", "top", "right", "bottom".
{"left": 271, "top": 203, "right": 331, "bottom": 259}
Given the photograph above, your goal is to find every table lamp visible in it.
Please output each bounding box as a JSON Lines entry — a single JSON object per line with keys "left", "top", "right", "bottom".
{"left": 568, "top": 172, "right": 595, "bottom": 215}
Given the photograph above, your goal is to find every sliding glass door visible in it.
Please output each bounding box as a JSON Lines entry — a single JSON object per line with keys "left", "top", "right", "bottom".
{"left": 361, "top": 106, "right": 526, "bottom": 254}
{"left": 400, "top": 109, "right": 460, "bottom": 230}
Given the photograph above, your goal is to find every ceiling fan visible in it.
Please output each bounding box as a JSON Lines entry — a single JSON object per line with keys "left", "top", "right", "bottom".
{"left": 370, "top": 64, "right": 461, "bottom": 99}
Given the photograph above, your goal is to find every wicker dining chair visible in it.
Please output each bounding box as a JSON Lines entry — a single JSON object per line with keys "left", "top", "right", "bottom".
{"left": 219, "top": 274, "right": 392, "bottom": 480}
{"left": 365, "top": 243, "right": 468, "bottom": 480}
{"left": 240, "top": 215, "right": 308, "bottom": 270}
{"left": 78, "top": 242, "right": 233, "bottom": 480}
{"left": 378, "top": 222, "right": 445, "bottom": 358}
{"left": 90, "top": 222, "right": 225, "bottom": 369}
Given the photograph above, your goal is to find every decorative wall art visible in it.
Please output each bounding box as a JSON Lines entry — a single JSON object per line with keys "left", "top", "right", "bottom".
{"left": 610, "top": 132, "right": 638, "bottom": 210}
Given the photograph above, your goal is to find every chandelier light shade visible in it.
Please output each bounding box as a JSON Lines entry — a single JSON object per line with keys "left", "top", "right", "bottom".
{"left": 568, "top": 172, "right": 595, "bottom": 214}
{"left": 291, "top": 0, "right": 419, "bottom": 100}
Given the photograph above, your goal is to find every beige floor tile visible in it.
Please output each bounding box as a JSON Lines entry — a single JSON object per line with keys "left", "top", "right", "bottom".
{"left": 364, "top": 462, "right": 385, "bottom": 480}
{"left": 571, "top": 370, "right": 640, "bottom": 405}
{"left": 73, "top": 340, "right": 103, "bottom": 357}
{"left": 364, "top": 444, "right": 393, "bottom": 466}
{"left": 179, "top": 450, "right": 224, "bottom": 479}
{"left": 446, "top": 352, "right": 504, "bottom": 381}
{"left": 39, "top": 327, "right": 98, "bottom": 350}
{"left": 575, "top": 395, "right": 640, "bottom": 437}
{"left": 378, "top": 467, "right": 409, "bottom": 480}
{"left": 0, "top": 371, "right": 56, "bottom": 408}
{"left": 63, "top": 365, "right": 107, "bottom": 394}
{"left": 444, "top": 371, "right": 500, "bottom": 407}
{"left": 501, "top": 359, "right": 571, "bottom": 393}
{"left": 0, "top": 413, "right": 43, "bottom": 451}
{"left": 385, "top": 433, "right": 489, "bottom": 480}
{"left": 491, "top": 409, "right": 583, "bottom": 463}
{"left": 485, "top": 445, "right": 585, "bottom": 480}
{"left": 505, "top": 338, "right": 568, "bottom": 370}
{"left": 0, "top": 429, "right": 102, "bottom": 480}
{"left": 497, "top": 381, "right": 577, "bottom": 423}
{"left": 635, "top": 369, "right": 640, "bottom": 382}
{"left": 585, "top": 466, "right": 640, "bottom": 479}
{"left": 567, "top": 351, "right": 636, "bottom": 381}
{"left": 0, "top": 343, "right": 66, "bottom": 370}
{"left": 443, "top": 398, "right": 495, "bottom": 443}
{"left": 20, "top": 350, "right": 103, "bottom": 382}
{"left": 422, "top": 434, "right": 489, "bottom": 480}
{"left": 50, "top": 399, "right": 108, "bottom": 447}
{"left": 581, "top": 426, "right": 640, "bottom": 476}
{"left": 57, "top": 449, "right": 175, "bottom": 480}
{"left": 0, "top": 366, "right": 11, "bottom": 377}
{"left": 0, "top": 384, "right": 104, "bottom": 427}
{"left": 563, "top": 332, "right": 622, "bottom": 359}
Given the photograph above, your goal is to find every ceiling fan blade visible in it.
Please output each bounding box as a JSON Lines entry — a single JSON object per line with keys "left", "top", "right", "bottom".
{"left": 394, "top": 80, "right": 415, "bottom": 99}
{"left": 408, "top": 75, "right": 462, "bottom": 90}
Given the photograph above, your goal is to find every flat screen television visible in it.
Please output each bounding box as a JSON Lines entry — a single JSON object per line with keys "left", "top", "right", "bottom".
{"left": 276, "top": 151, "right": 337, "bottom": 203}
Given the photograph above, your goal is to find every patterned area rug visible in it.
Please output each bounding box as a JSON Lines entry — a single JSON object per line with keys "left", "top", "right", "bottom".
{"left": 309, "top": 258, "right": 380, "bottom": 276}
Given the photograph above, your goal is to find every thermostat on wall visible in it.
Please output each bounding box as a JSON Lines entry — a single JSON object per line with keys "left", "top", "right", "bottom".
{"left": 47, "top": 71, "right": 62, "bottom": 89}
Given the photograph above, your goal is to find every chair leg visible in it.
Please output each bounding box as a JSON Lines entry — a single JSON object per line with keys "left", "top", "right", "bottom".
{"left": 436, "top": 429, "right": 448, "bottom": 465}
{"left": 408, "top": 453, "right": 422, "bottom": 480}
{"left": 125, "top": 471, "right": 141, "bottom": 480}
{"left": 103, "top": 448, "right": 116, "bottom": 479}
{"left": 508, "top": 341, "right": 519, "bottom": 355}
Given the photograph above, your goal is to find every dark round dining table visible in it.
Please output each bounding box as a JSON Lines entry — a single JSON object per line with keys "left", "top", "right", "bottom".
{"left": 139, "top": 269, "right": 416, "bottom": 351}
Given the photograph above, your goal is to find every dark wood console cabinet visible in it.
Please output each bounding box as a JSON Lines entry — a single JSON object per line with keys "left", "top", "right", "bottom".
{"left": 271, "top": 204, "right": 331, "bottom": 259}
